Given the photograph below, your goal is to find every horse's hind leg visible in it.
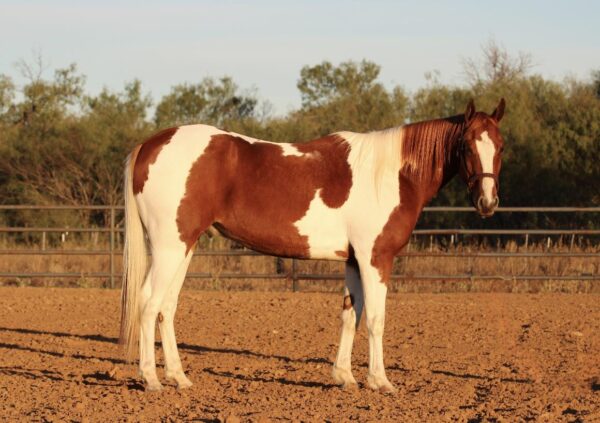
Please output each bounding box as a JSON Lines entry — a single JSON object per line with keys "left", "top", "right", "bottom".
{"left": 158, "top": 251, "right": 193, "bottom": 389}
{"left": 332, "top": 256, "right": 364, "bottom": 388}
{"left": 138, "top": 245, "right": 188, "bottom": 391}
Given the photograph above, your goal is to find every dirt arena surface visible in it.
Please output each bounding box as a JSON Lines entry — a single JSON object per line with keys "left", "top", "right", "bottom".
{"left": 0, "top": 288, "right": 598, "bottom": 422}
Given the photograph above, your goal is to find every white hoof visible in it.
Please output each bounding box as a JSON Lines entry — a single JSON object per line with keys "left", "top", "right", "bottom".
{"left": 367, "top": 374, "right": 396, "bottom": 394}
{"left": 140, "top": 369, "right": 163, "bottom": 392}
{"left": 166, "top": 371, "right": 193, "bottom": 390}
{"left": 332, "top": 366, "right": 358, "bottom": 388}
{"left": 145, "top": 381, "right": 164, "bottom": 392}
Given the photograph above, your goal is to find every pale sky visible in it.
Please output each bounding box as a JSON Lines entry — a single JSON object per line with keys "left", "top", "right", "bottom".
{"left": 1, "top": 0, "right": 599, "bottom": 114}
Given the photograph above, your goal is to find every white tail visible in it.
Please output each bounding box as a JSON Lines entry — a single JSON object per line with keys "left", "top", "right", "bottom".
{"left": 119, "top": 145, "right": 147, "bottom": 361}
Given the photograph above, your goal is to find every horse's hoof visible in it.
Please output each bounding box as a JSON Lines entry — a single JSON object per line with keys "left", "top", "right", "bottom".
{"left": 332, "top": 366, "right": 357, "bottom": 387}
{"left": 145, "top": 381, "right": 164, "bottom": 392}
{"left": 177, "top": 379, "right": 193, "bottom": 390}
{"left": 341, "top": 381, "right": 359, "bottom": 391}
{"left": 367, "top": 375, "right": 396, "bottom": 394}
{"left": 166, "top": 371, "right": 193, "bottom": 390}
{"left": 378, "top": 383, "right": 396, "bottom": 394}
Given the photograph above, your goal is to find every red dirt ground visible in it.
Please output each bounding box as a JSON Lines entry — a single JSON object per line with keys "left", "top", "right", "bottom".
{"left": 0, "top": 287, "right": 598, "bottom": 422}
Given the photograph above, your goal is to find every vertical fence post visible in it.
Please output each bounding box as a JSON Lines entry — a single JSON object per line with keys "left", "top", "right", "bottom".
{"left": 291, "top": 258, "right": 298, "bottom": 292}
{"left": 569, "top": 234, "right": 575, "bottom": 251}
{"left": 110, "top": 206, "right": 115, "bottom": 289}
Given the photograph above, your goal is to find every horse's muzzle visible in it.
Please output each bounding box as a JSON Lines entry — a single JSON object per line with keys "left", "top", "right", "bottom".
{"left": 476, "top": 196, "right": 499, "bottom": 218}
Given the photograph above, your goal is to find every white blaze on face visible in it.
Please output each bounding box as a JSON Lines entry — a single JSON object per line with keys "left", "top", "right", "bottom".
{"left": 475, "top": 131, "right": 496, "bottom": 205}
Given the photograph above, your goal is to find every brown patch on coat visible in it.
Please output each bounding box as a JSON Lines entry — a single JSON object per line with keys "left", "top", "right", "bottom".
{"left": 176, "top": 134, "right": 353, "bottom": 255}
{"left": 132, "top": 127, "right": 179, "bottom": 194}
{"left": 157, "top": 312, "right": 164, "bottom": 323}
{"left": 370, "top": 175, "right": 425, "bottom": 284}
{"left": 343, "top": 294, "right": 354, "bottom": 310}
{"left": 335, "top": 250, "right": 348, "bottom": 259}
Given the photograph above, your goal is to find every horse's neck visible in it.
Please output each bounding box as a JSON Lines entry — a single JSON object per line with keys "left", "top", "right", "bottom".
{"left": 400, "top": 161, "right": 459, "bottom": 212}
{"left": 399, "top": 116, "right": 464, "bottom": 209}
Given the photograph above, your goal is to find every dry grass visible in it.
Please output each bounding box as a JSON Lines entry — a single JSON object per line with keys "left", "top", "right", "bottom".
{"left": 1, "top": 232, "right": 598, "bottom": 293}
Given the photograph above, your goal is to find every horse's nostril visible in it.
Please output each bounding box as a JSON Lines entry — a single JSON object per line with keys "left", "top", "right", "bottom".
{"left": 493, "top": 196, "right": 499, "bottom": 208}
{"left": 477, "top": 196, "right": 484, "bottom": 210}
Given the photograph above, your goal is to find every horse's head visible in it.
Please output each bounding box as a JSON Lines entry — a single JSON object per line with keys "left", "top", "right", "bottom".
{"left": 458, "top": 98, "right": 506, "bottom": 218}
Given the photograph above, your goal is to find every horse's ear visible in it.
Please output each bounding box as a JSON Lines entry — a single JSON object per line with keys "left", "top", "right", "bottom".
{"left": 491, "top": 98, "right": 506, "bottom": 122}
{"left": 465, "top": 99, "right": 476, "bottom": 124}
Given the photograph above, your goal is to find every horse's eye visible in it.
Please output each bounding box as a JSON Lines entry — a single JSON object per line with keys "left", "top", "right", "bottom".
{"left": 499, "top": 146, "right": 505, "bottom": 154}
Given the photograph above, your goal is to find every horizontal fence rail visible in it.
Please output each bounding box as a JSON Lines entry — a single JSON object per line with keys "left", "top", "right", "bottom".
{"left": 0, "top": 205, "right": 598, "bottom": 290}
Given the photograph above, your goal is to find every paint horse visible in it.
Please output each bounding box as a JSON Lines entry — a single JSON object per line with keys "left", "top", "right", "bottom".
{"left": 120, "top": 99, "right": 506, "bottom": 392}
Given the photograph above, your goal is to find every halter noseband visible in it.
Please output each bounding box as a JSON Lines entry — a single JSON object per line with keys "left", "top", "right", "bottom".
{"left": 466, "top": 172, "right": 499, "bottom": 193}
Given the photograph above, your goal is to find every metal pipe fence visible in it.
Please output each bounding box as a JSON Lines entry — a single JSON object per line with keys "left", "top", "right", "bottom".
{"left": 0, "top": 205, "right": 598, "bottom": 290}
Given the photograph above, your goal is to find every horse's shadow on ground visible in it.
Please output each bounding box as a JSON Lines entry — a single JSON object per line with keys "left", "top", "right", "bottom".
{"left": 0, "top": 326, "right": 331, "bottom": 366}
{"left": 0, "top": 326, "right": 334, "bottom": 389}
{"left": 0, "top": 364, "right": 144, "bottom": 390}
{"left": 0, "top": 326, "right": 535, "bottom": 389}
{"left": 178, "top": 341, "right": 331, "bottom": 365}
{"left": 0, "top": 326, "right": 117, "bottom": 344}
{"left": 202, "top": 367, "right": 338, "bottom": 389}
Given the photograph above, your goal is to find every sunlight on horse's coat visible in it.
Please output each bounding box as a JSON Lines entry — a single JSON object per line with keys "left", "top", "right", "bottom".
{"left": 119, "top": 98, "right": 506, "bottom": 394}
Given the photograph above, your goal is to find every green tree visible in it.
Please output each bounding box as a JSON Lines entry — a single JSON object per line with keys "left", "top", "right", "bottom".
{"left": 154, "top": 77, "right": 258, "bottom": 129}
{"left": 291, "top": 60, "right": 408, "bottom": 139}
{"left": 0, "top": 75, "right": 15, "bottom": 119}
{"left": 0, "top": 64, "right": 153, "bottom": 228}
{"left": 78, "top": 80, "right": 153, "bottom": 206}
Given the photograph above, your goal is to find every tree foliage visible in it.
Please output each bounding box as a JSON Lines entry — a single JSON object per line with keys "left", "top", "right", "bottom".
{"left": 0, "top": 46, "right": 598, "bottom": 231}
{"left": 154, "top": 77, "right": 257, "bottom": 128}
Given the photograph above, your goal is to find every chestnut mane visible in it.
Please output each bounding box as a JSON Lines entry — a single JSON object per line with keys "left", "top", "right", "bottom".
{"left": 400, "top": 115, "right": 465, "bottom": 181}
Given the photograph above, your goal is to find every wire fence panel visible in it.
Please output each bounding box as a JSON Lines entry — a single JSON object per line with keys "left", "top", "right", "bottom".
{"left": 0, "top": 205, "right": 598, "bottom": 290}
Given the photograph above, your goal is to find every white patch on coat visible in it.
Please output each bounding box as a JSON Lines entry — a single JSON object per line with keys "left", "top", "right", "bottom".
{"left": 292, "top": 130, "right": 403, "bottom": 261}
{"left": 294, "top": 189, "right": 347, "bottom": 259}
{"left": 343, "top": 133, "right": 401, "bottom": 258}
{"left": 137, "top": 124, "right": 221, "bottom": 250}
{"left": 229, "top": 131, "right": 307, "bottom": 157}
{"left": 475, "top": 131, "right": 496, "bottom": 203}
{"left": 279, "top": 143, "right": 305, "bottom": 157}
{"left": 337, "top": 128, "right": 402, "bottom": 197}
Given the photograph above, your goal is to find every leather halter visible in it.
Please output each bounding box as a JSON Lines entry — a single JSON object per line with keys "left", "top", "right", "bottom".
{"left": 457, "top": 136, "right": 499, "bottom": 194}
{"left": 467, "top": 172, "right": 499, "bottom": 193}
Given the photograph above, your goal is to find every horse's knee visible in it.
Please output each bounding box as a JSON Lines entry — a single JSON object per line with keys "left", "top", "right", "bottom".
{"left": 367, "top": 315, "right": 385, "bottom": 337}
{"left": 141, "top": 300, "right": 161, "bottom": 323}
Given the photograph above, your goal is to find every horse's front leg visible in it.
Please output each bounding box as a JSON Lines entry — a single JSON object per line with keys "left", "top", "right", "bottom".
{"left": 332, "top": 255, "right": 364, "bottom": 388}
{"left": 356, "top": 251, "right": 395, "bottom": 393}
